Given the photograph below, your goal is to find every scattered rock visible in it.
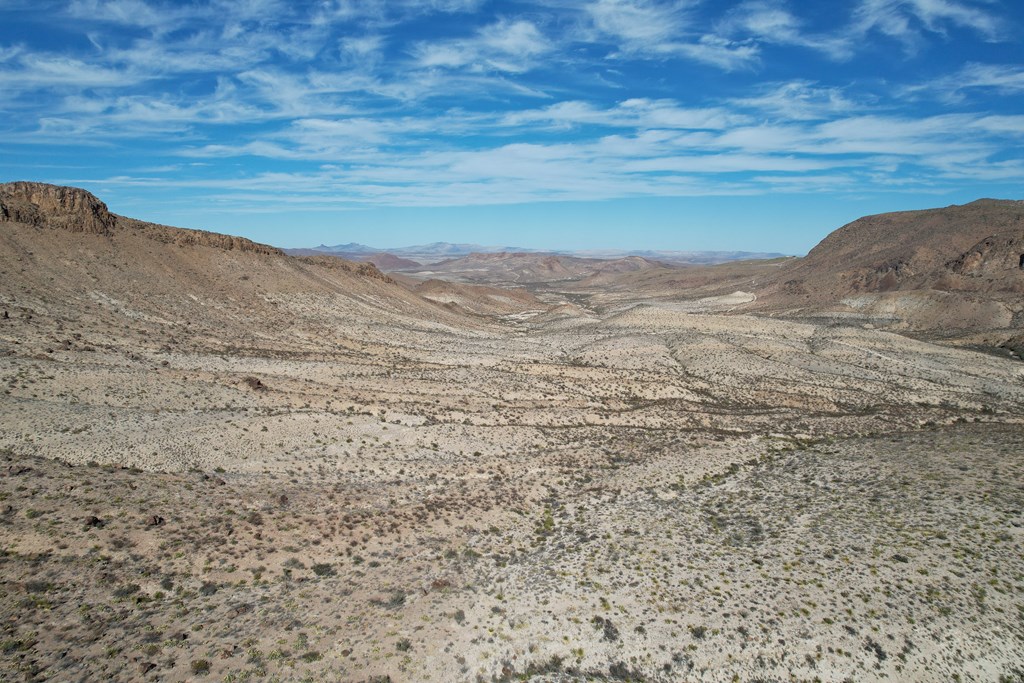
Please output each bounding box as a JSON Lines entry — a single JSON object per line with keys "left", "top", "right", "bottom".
{"left": 243, "top": 376, "right": 266, "bottom": 391}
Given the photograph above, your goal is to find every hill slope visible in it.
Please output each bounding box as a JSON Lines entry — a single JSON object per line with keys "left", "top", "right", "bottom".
{"left": 405, "top": 251, "right": 672, "bottom": 285}
{"left": 753, "top": 199, "right": 1024, "bottom": 333}
{"left": 0, "top": 182, "right": 491, "bottom": 360}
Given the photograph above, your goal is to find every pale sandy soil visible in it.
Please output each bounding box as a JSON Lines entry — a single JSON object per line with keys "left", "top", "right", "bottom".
{"left": 1, "top": 228, "right": 1023, "bottom": 681}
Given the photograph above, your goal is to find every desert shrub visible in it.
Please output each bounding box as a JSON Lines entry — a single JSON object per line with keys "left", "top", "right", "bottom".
{"left": 312, "top": 563, "right": 335, "bottom": 577}
{"left": 112, "top": 584, "right": 140, "bottom": 599}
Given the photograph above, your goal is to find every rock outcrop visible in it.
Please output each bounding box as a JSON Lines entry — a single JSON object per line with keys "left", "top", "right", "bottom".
{"left": 947, "top": 232, "right": 1024, "bottom": 280}
{"left": 0, "top": 181, "right": 116, "bottom": 235}
{"left": 294, "top": 255, "right": 394, "bottom": 283}
{"left": 117, "top": 217, "right": 284, "bottom": 256}
{"left": 750, "top": 199, "right": 1024, "bottom": 332}
{"left": 1, "top": 181, "right": 282, "bottom": 256}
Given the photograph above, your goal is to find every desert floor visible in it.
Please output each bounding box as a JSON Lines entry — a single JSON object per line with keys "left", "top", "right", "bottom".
{"left": 2, "top": 283, "right": 1023, "bottom": 682}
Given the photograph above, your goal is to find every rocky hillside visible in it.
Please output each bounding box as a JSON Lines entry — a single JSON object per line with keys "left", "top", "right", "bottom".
{"left": 753, "top": 199, "right": 1024, "bottom": 334}
{"left": 1, "top": 182, "right": 283, "bottom": 256}
{"left": 406, "top": 251, "right": 672, "bottom": 285}
{"left": 413, "top": 278, "right": 546, "bottom": 316}
{"left": 0, "top": 182, "right": 493, "bottom": 360}
{"left": 284, "top": 248, "right": 421, "bottom": 271}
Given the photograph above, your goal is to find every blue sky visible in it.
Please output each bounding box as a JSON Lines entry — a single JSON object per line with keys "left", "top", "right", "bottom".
{"left": 2, "top": 0, "right": 1023, "bottom": 253}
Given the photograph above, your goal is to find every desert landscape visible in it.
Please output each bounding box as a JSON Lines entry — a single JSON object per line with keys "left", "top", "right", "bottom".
{"left": 1, "top": 182, "right": 1023, "bottom": 682}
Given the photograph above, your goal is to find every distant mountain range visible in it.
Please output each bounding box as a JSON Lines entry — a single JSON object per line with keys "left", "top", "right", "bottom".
{"left": 311, "top": 241, "right": 537, "bottom": 257}
{"left": 285, "top": 241, "right": 787, "bottom": 268}
{"left": 3, "top": 181, "right": 1021, "bottom": 337}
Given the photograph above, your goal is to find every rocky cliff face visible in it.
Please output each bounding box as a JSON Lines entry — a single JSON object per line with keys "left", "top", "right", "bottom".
{"left": 0, "top": 181, "right": 116, "bottom": 234}
{"left": 117, "top": 217, "right": 284, "bottom": 256}
{"left": 948, "top": 232, "right": 1024, "bottom": 279}
{"left": 1, "top": 181, "right": 282, "bottom": 256}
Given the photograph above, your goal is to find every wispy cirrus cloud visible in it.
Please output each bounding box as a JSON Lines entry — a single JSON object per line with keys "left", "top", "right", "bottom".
{"left": 851, "top": 0, "right": 1004, "bottom": 49}
{"left": 0, "top": 54, "right": 138, "bottom": 90}
{"left": 152, "top": 100, "right": 1021, "bottom": 209}
{"left": 901, "top": 62, "right": 1024, "bottom": 102}
{"left": 729, "top": 81, "right": 863, "bottom": 120}
{"left": 412, "top": 18, "right": 553, "bottom": 73}
{"left": 578, "top": 0, "right": 760, "bottom": 70}
{"left": 585, "top": 0, "right": 692, "bottom": 47}
{"left": 1, "top": 0, "right": 1022, "bottom": 228}
{"left": 502, "top": 98, "right": 749, "bottom": 130}
{"left": 721, "top": 1, "right": 855, "bottom": 59}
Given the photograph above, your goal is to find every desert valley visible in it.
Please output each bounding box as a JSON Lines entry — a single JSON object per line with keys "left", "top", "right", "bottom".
{"left": 1, "top": 181, "right": 1023, "bottom": 682}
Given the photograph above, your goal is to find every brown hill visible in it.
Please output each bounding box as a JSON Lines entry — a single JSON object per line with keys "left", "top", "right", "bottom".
{"left": 407, "top": 251, "right": 669, "bottom": 285}
{"left": 2, "top": 182, "right": 281, "bottom": 254}
{"left": 414, "top": 278, "right": 547, "bottom": 317}
{"left": 283, "top": 248, "right": 421, "bottom": 271}
{"left": 752, "top": 199, "right": 1024, "bottom": 333}
{"left": 362, "top": 252, "right": 421, "bottom": 270}
{"left": 0, "top": 182, "right": 490, "bottom": 359}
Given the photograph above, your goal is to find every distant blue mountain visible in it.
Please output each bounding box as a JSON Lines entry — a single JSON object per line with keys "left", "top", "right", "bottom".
{"left": 313, "top": 241, "right": 539, "bottom": 258}
{"left": 314, "top": 242, "right": 380, "bottom": 254}
{"left": 302, "top": 241, "right": 788, "bottom": 265}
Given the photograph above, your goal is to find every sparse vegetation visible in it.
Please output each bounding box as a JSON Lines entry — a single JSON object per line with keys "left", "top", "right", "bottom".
{"left": 1, "top": 185, "right": 1023, "bottom": 681}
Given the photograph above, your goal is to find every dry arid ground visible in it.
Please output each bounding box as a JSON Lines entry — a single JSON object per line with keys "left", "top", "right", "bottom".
{"left": 1, "top": 184, "right": 1023, "bottom": 682}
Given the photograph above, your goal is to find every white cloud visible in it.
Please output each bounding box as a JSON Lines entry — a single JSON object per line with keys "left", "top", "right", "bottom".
{"left": 902, "top": 63, "right": 1024, "bottom": 102}
{"left": 159, "top": 103, "right": 1023, "bottom": 208}
{"left": 4, "top": 0, "right": 1022, "bottom": 210}
{"left": 721, "top": 1, "right": 854, "bottom": 58}
{"left": 412, "top": 18, "right": 552, "bottom": 73}
{"left": 0, "top": 54, "right": 137, "bottom": 89}
{"left": 669, "top": 35, "right": 760, "bottom": 70}
{"left": 852, "top": 0, "right": 1003, "bottom": 48}
{"left": 581, "top": 0, "right": 760, "bottom": 70}
{"left": 503, "top": 98, "right": 748, "bottom": 130}
{"left": 587, "top": 0, "right": 690, "bottom": 46}
{"left": 66, "top": 0, "right": 188, "bottom": 28}
{"left": 340, "top": 35, "right": 386, "bottom": 61}
{"left": 620, "top": 153, "right": 831, "bottom": 173}
{"left": 730, "top": 81, "right": 862, "bottom": 120}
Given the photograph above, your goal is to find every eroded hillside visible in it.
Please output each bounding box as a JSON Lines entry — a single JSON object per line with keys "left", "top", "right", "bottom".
{"left": 1, "top": 184, "right": 1023, "bottom": 682}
